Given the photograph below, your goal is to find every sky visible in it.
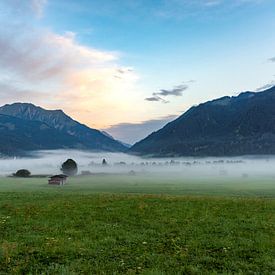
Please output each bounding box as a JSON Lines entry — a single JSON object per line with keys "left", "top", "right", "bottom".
{"left": 0, "top": 0, "right": 275, "bottom": 144}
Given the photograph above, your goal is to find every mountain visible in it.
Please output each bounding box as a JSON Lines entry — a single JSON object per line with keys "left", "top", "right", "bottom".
{"left": 0, "top": 103, "right": 127, "bottom": 154}
{"left": 130, "top": 86, "right": 275, "bottom": 156}
{"left": 0, "top": 114, "right": 79, "bottom": 155}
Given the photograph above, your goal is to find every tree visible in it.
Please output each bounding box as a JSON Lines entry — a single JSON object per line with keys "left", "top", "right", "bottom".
{"left": 61, "top": 159, "right": 78, "bottom": 176}
{"left": 102, "top": 158, "right": 107, "bottom": 166}
{"left": 13, "top": 169, "right": 31, "bottom": 177}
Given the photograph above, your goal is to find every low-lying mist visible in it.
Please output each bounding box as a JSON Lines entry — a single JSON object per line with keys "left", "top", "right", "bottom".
{"left": 1, "top": 150, "right": 275, "bottom": 180}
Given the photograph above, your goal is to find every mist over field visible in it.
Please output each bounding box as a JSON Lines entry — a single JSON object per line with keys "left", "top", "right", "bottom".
{"left": 1, "top": 150, "right": 275, "bottom": 180}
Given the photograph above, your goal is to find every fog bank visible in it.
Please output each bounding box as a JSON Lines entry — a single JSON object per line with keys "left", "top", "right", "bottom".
{"left": 0, "top": 150, "right": 275, "bottom": 181}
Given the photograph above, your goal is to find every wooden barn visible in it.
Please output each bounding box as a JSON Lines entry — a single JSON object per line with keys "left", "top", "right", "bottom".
{"left": 48, "top": 175, "right": 68, "bottom": 185}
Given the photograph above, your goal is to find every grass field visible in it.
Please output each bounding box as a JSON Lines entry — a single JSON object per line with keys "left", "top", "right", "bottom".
{"left": 1, "top": 174, "right": 275, "bottom": 197}
{"left": 0, "top": 175, "right": 274, "bottom": 274}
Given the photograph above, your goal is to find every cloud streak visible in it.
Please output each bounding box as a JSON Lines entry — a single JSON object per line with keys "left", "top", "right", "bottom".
{"left": 0, "top": 28, "right": 117, "bottom": 83}
{"left": 145, "top": 82, "right": 192, "bottom": 103}
{"left": 153, "top": 84, "right": 189, "bottom": 97}
{"left": 145, "top": 96, "right": 169, "bottom": 103}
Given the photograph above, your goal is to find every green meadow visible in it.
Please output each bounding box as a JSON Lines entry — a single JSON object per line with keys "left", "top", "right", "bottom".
{"left": 0, "top": 175, "right": 274, "bottom": 274}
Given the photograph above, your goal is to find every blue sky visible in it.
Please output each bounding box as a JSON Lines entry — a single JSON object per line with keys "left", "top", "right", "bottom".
{"left": 0, "top": 0, "right": 275, "bottom": 143}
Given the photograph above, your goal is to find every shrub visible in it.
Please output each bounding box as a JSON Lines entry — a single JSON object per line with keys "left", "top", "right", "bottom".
{"left": 13, "top": 169, "right": 31, "bottom": 177}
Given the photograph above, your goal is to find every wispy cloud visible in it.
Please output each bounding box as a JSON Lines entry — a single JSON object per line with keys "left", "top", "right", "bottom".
{"left": 153, "top": 84, "right": 189, "bottom": 97}
{"left": 103, "top": 115, "right": 178, "bottom": 144}
{"left": 268, "top": 57, "right": 275, "bottom": 62}
{"left": 145, "top": 96, "right": 169, "bottom": 103}
{"left": 145, "top": 81, "right": 193, "bottom": 103}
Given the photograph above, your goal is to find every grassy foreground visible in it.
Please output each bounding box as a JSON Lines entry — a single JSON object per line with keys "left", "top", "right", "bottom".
{"left": 0, "top": 176, "right": 274, "bottom": 274}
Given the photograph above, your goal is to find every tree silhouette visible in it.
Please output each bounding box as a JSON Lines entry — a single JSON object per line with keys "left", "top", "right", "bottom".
{"left": 13, "top": 169, "right": 31, "bottom": 177}
{"left": 61, "top": 159, "right": 78, "bottom": 176}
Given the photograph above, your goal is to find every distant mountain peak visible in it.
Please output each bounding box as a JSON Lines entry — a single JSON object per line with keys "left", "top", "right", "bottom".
{"left": 2, "top": 102, "right": 66, "bottom": 114}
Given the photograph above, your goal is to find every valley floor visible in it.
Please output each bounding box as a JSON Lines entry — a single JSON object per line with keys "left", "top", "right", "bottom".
{"left": 0, "top": 176, "right": 274, "bottom": 274}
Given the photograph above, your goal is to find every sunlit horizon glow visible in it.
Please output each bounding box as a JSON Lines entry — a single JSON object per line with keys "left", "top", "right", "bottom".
{"left": 0, "top": 0, "right": 275, "bottom": 143}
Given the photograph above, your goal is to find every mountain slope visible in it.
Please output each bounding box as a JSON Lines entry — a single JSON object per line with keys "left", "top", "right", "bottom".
{"left": 0, "top": 114, "right": 81, "bottom": 155}
{"left": 130, "top": 86, "right": 275, "bottom": 156}
{"left": 0, "top": 103, "right": 127, "bottom": 153}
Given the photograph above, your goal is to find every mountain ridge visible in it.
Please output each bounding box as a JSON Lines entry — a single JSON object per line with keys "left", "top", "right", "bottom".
{"left": 0, "top": 103, "right": 127, "bottom": 154}
{"left": 129, "top": 86, "right": 275, "bottom": 156}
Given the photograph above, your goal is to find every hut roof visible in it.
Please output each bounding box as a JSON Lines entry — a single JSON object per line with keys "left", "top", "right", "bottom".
{"left": 49, "top": 174, "right": 68, "bottom": 179}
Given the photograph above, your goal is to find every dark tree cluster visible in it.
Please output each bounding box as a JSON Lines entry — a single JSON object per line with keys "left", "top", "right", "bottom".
{"left": 13, "top": 169, "right": 31, "bottom": 177}
{"left": 61, "top": 159, "right": 78, "bottom": 176}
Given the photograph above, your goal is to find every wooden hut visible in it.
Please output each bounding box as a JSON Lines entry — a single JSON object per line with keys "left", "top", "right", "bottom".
{"left": 48, "top": 175, "right": 68, "bottom": 185}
